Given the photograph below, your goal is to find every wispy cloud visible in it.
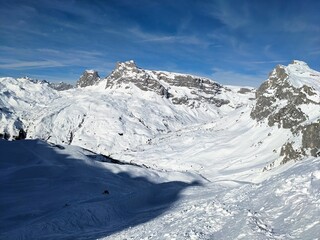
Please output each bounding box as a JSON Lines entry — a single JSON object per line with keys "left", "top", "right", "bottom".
{"left": 244, "top": 60, "right": 288, "bottom": 64}
{"left": 208, "top": 0, "right": 250, "bottom": 29}
{"left": 0, "top": 47, "right": 114, "bottom": 76}
{"left": 0, "top": 60, "right": 64, "bottom": 69}
{"left": 129, "top": 27, "right": 209, "bottom": 46}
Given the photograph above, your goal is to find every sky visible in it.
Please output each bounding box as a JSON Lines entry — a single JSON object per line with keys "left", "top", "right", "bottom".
{"left": 0, "top": 0, "right": 320, "bottom": 86}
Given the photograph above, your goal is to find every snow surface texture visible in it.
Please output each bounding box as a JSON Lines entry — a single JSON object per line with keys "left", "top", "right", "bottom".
{"left": 0, "top": 140, "right": 319, "bottom": 239}
{"left": 0, "top": 60, "right": 320, "bottom": 239}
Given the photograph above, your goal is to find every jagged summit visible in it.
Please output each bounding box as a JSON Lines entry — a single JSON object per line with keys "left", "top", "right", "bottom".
{"left": 76, "top": 70, "right": 100, "bottom": 88}
{"left": 105, "top": 60, "right": 232, "bottom": 107}
{"left": 115, "top": 60, "right": 137, "bottom": 70}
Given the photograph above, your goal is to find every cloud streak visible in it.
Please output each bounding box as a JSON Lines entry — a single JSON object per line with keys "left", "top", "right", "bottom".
{"left": 129, "top": 27, "right": 209, "bottom": 46}
{"left": 0, "top": 60, "right": 64, "bottom": 69}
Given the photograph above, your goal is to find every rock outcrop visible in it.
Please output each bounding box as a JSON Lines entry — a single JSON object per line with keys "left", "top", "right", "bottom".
{"left": 105, "top": 60, "right": 230, "bottom": 108}
{"left": 105, "top": 61, "right": 165, "bottom": 95}
{"left": 48, "top": 82, "right": 74, "bottom": 91}
{"left": 76, "top": 70, "right": 100, "bottom": 88}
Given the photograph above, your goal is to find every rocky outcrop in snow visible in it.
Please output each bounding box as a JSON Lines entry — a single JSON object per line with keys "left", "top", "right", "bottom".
{"left": 105, "top": 60, "right": 230, "bottom": 108}
{"left": 76, "top": 70, "right": 100, "bottom": 88}
{"left": 25, "top": 77, "right": 74, "bottom": 91}
{"left": 251, "top": 60, "right": 320, "bottom": 163}
{"left": 48, "top": 82, "right": 74, "bottom": 91}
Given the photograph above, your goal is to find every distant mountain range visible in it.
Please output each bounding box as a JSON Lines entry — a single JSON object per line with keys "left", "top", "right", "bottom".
{"left": 0, "top": 60, "right": 319, "bottom": 171}
{"left": 1, "top": 60, "right": 319, "bottom": 239}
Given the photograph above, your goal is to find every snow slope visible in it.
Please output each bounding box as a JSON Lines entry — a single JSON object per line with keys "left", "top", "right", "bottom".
{"left": 105, "top": 156, "right": 320, "bottom": 240}
{"left": 287, "top": 60, "right": 320, "bottom": 92}
{"left": 1, "top": 140, "right": 319, "bottom": 240}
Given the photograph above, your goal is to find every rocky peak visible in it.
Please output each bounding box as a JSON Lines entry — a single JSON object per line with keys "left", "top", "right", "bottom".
{"left": 251, "top": 61, "right": 320, "bottom": 163}
{"left": 105, "top": 60, "right": 230, "bottom": 108}
{"left": 115, "top": 60, "right": 137, "bottom": 70}
{"left": 105, "top": 60, "right": 164, "bottom": 95}
{"left": 76, "top": 70, "right": 100, "bottom": 88}
{"left": 251, "top": 61, "right": 319, "bottom": 125}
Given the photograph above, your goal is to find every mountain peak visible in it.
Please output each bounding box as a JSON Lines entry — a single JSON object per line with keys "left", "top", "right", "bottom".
{"left": 76, "top": 70, "right": 100, "bottom": 88}
{"left": 115, "top": 60, "right": 137, "bottom": 70}
{"left": 251, "top": 60, "right": 320, "bottom": 163}
{"left": 290, "top": 60, "right": 309, "bottom": 66}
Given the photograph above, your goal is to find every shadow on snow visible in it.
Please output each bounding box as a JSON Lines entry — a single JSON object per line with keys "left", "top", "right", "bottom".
{"left": 0, "top": 139, "right": 199, "bottom": 240}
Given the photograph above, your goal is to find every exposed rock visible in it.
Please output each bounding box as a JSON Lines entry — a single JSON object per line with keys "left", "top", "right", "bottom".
{"left": 105, "top": 60, "right": 165, "bottom": 95}
{"left": 238, "top": 88, "right": 252, "bottom": 94}
{"left": 251, "top": 62, "right": 319, "bottom": 128}
{"left": 26, "top": 77, "right": 74, "bottom": 91}
{"left": 76, "top": 70, "right": 100, "bottom": 88}
{"left": 250, "top": 94, "right": 277, "bottom": 121}
{"left": 156, "top": 72, "right": 223, "bottom": 96}
{"left": 48, "top": 82, "right": 74, "bottom": 91}
{"left": 268, "top": 105, "right": 307, "bottom": 129}
{"left": 302, "top": 122, "right": 320, "bottom": 157}
{"left": 280, "top": 142, "right": 303, "bottom": 164}
{"left": 105, "top": 60, "right": 229, "bottom": 108}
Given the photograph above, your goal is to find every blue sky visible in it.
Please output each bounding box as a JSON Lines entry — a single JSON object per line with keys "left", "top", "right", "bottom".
{"left": 0, "top": 0, "right": 320, "bottom": 86}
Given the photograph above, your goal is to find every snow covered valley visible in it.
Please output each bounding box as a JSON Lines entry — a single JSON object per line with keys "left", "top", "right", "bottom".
{"left": 0, "top": 60, "right": 319, "bottom": 239}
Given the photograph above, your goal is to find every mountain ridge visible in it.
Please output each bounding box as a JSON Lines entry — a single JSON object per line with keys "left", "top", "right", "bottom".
{"left": 0, "top": 60, "right": 319, "bottom": 170}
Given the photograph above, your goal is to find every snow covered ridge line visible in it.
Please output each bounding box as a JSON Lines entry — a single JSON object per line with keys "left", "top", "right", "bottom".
{"left": 19, "top": 76, "right": 74, "bottom": 91}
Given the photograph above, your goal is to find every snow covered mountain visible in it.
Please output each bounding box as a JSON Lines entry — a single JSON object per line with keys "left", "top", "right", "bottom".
{"left": 1, "top": 60, "right": 253, "bottom": 155}
{"left": 251, "top": 60, "right": 320, "bottom": 165}
{"left": 0, "top": 60, "right": 319, "bottom": 239}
